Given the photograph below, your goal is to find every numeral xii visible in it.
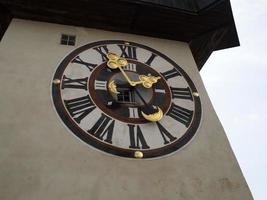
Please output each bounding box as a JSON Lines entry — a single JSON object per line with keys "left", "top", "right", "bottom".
{"left": 128, "top": 124, "right": 149, "bottom": 149}
{"left": 118, "top": 44, "right": 137, "bottom": 60}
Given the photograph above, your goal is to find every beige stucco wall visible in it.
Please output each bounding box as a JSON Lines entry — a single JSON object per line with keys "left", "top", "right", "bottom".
{"left": 0, "top": 19, "right": 252, "bottom": 200}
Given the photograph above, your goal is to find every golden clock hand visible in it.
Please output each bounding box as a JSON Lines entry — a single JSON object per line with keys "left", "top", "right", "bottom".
{"left": 106, "top": 52, "right": 161, "bottom": 88}
{"left": 109, "top": 71, "right": 161, "bottom": 88}
{"left": 134, "top": 87, "right": 163, "bottom": 122}
{"left": 137, "top": 74, "right": 161, "bottom": 88}
{"left": 118, "top": 66, "right": 136, "bottom": 86}
{"left": 107, "top": 52, "right": 136, "bottom": 86}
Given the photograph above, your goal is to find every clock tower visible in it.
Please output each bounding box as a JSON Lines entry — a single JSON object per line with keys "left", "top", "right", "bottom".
{"left": 0, "top": 0, "right": 253, "bottom": 199}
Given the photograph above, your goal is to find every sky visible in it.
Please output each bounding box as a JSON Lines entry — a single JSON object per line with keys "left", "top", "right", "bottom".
{"left": 200, "top": 0, "right": 267, "bottom": 199}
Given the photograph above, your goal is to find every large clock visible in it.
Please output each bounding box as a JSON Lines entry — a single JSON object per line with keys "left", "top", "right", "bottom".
{"left": 52, "top": 40, "right": 201, "bottom": 159}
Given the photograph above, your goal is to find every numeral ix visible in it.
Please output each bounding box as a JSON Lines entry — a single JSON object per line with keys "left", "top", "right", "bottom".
{"left": 64, "top": 95, "right": 96, "bottom": 123}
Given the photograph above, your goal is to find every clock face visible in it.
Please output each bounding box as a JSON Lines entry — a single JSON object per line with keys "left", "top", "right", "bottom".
{"left": 52, "top": 40, "right": 201, "bottom": 159}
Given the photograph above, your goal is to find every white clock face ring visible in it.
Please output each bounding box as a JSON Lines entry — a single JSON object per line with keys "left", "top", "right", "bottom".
{"left": 51, "top": 40, "right": 202, "bottom": 159}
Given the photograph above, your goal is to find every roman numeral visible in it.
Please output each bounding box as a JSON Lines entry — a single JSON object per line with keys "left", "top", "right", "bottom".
{"left": 118, "top": 45, "right": 137, "bottom": 60}
{"left": 71, "top": 56, "right": 97, "bottom": 71}
{"left": 64, "top": 95, "right": 96, "bottom": 123}
{"left": 154, "top": 89, "right": 166, "bottom": 94}
{"left": 170, "top": 87, "right": 193, "bottom": 100}
{"left": 94, "top": 80, "right": 107, "bottom": 90}
{"left": 161, "top": 68, "right": 181, "bottom": 80}
{"left": 88, "top": 113, "right": 115, "bottom": 144}
{"left": 156, "top": 122, "right": 176, "bottom": 144}
{"left": 62, "top": 75, "right": 88, "bottom": 90}
{"left": 93, "top": 45, "right": 109, "bottom": 62}
{"left": 167, "top": 103, "right": 193, "bottom": 127}
{"left": 145, "top": 53, "right": 157, "bottom": 66}
{"left": 123, "top": 63, "right": 136, "bottom": 72}
{"left": 128, "top": 124, "right": 149, "bottom": 149}
{"left": 128, "top": 107, "right": 139, "bottom": 118}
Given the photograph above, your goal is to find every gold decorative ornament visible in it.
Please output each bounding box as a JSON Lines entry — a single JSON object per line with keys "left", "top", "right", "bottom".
{"left": 53, "top": 79, "right": 61, "bottom": 84}
{"left": 108, "top": 80, "right": 120, "bottom": 94}
{"left": 141, "top": 106, "right": 163, "bottom": 122}
{"left": 107, "top": 52, "right": 160, "bottom": 88}
{"left": 137, "top": 74, "right": 161, "bottom": 88}
{"left": 134, "top": 151, "right": 143, "bottom": 158}
{"left": 107, "top": 52, "right": 120, "bottom": 61}
{"left": 192, "top": 92, "right": 199, "bottom": 97}
{"left": 130, "top": 74, "right": 161, "bottom": 88}
{"left": 107, "top": 52, "right": 134, "bottom": 86}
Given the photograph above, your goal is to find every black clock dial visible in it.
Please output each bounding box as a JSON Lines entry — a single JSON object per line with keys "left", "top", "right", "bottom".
{"left": 52, "top": 40, "right": 202, "bottom": 159}
{"left": 88, "top": 59, "right": 171, "bottom": 124}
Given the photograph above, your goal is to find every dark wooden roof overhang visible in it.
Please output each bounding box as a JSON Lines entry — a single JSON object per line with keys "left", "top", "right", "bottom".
{"left": 0, "top": 0, "right": 239, "bottom": 70}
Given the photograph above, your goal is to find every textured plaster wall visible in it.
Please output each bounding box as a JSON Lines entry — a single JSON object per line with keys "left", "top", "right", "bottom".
{"left": 0, "top": 19, "right": 252, "bottom": 200}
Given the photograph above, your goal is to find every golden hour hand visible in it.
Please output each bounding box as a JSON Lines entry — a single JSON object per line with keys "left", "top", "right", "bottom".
{"left": 141, "top": 107, "right": 163, "bottom": 122}
{"left": 134, "top": 87, "right": 163, "bottom": 122}
{"left": 107, "top": 52, "right": 161, "bottom": 89}
{"left": 135, "top": 74, "right": 161, "bottom": 88}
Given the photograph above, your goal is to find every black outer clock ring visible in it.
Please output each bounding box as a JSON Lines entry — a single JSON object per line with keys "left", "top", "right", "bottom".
{"left": 52, "top": 40, "right": 202, "bottom": 159}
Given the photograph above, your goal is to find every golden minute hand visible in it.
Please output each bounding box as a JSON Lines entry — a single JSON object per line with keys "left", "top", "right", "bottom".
{"left": 106, "top": 52, "right": 161, "bottom": 88}
{"left": 118, "top": 66, "right": 136, "bottom": 86}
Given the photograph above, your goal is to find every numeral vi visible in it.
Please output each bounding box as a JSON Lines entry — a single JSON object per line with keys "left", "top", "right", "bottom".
{"left": 156, "top": 122, "right": 177, "bottom": 144}
{"left": 128, "top": 124, "right": 149, "bottom": 149}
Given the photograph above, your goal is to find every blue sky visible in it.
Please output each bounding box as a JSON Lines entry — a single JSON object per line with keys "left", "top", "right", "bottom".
{"left": 200, "top": 0, "right": 267, "bottom": 199}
